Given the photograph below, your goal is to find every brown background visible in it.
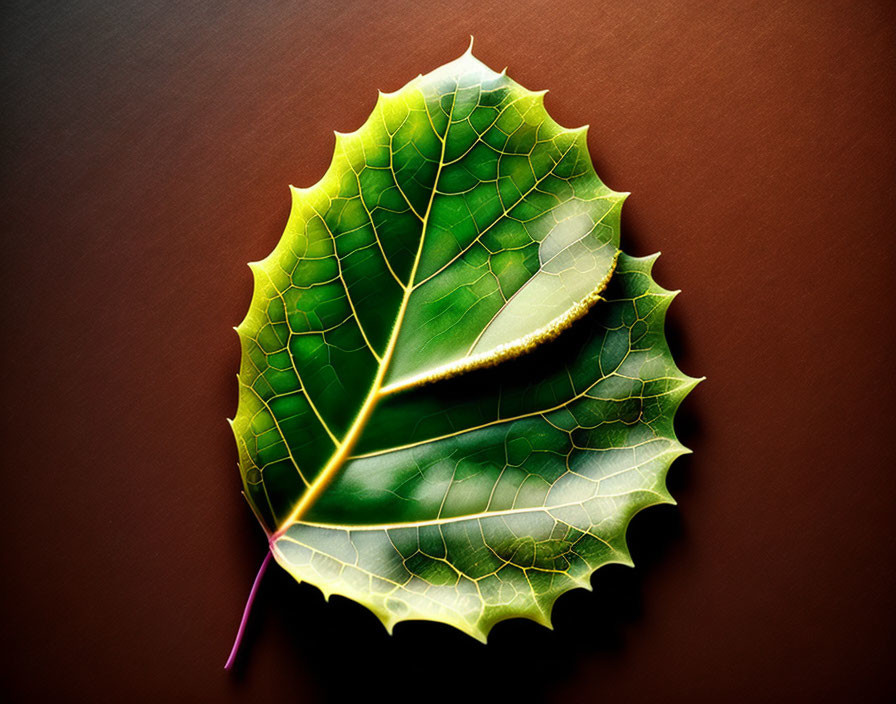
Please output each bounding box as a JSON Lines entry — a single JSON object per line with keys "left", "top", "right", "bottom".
{"left": 2, "top": 1, "right": 894, "bottom": 701}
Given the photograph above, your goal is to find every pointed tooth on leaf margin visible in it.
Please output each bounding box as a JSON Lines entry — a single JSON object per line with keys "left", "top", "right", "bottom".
{"left": 234, "top": 260, "right": 265, "bottom": 337}
{"left": 332, "top": 129, "right": 352, "bottom": 151}
{"left": 462, "top": 622, "right": 488, "bottom": 644}
{"left": 374, "top": 608, "right": 397, "bottom": 635}
{"left": 441, "top": 42, "right": 499, "bottom": 84}
{"left": 335, "top": 91, "right": 386, "bottom": 141}
{"left": 574, "top": 575, "right": 594, "bottom": 592}
{"left": 527, "top": 614, "right": 554, "bottom": 632}
{"left": 471, "top": 261, "right": 698, "bottom": 642}
{"left": 528, "top": 89, "right": 547, "bottom": 112}
{"left": 639, "top": 251, "right": 662, "bottom": 274}
{"left": 610, "top": 541, "right": 635, "bottom": 568}
{"left": 373, "top": 86, "right": 404, "bottom": 119}
{"left": 287, "top": 183, "right": 308, "bottom": 200}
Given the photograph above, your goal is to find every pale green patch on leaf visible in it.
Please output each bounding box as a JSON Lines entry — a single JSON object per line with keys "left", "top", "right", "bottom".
{"left": 231, "top": 45, "right": 699, "bottom": 642}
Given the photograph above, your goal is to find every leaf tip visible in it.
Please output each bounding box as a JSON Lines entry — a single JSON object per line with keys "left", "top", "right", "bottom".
{"left": 465, "top": 35, "right": 475, "bottom": 57}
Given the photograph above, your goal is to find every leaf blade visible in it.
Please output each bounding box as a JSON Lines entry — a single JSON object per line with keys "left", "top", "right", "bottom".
{"left": 233, "top": 49, "right": 699, "bottom": 640}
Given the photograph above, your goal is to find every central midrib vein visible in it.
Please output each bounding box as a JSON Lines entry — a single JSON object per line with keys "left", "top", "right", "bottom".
{"left": 272, "top": 87, "right": 457, "bottom": 540}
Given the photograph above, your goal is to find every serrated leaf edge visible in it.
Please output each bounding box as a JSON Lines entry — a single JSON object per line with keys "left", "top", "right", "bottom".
{"left": 269, "top": 253, "right": 703, "bottom": 642}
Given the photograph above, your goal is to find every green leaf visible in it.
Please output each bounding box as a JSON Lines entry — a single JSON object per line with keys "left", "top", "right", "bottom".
{"left": 232, "top": 46, "right": 699, "bottom": 641}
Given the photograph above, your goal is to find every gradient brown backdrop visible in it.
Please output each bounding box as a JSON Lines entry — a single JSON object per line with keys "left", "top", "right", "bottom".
{"left": 2, "top": 1, "right": 894, "bottom": 701}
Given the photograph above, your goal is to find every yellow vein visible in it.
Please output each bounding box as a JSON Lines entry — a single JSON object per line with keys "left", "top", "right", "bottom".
{"left": 353, "top": 356, "right": 662, "bottom": 460}
{"left": 280, "top": 467, "right": 681, "bottom": 532}
{"left": 411, "top": 136, "right": 581, "bottom": 290}
{"left": 341, "top": 146, "right": 406, "bottom": 289}
{"left": 254, "top": 265, "right": 339, "bottom": 446}
{"left": 242, "top": 383, "right": 310, "bottom": 486}
{"left": 442, "top": 91, "right": 541, "bottom": 167}
{"left": 383, "top": 107, "right": 425, "bottom": 222}
{"left": 272, "top": 82, "right": 459, "bottom": 539}
{"left": 309, "top": 207, "right": 382, "bottom": 363}
{"left": 378, "top": 249, "right": 619, "bottom": 396}
{"left": 464, "top": 231, "right": 617, "bottom": 357}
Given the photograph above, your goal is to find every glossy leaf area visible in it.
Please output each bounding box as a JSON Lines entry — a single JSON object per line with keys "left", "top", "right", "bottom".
{"left": 233, "top": 49, "right": 697, "bottom": 640}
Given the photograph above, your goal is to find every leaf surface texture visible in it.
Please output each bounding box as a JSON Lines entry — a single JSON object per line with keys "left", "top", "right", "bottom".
{"left": 233, "top": 48, "right": 698, "bottom": 639}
